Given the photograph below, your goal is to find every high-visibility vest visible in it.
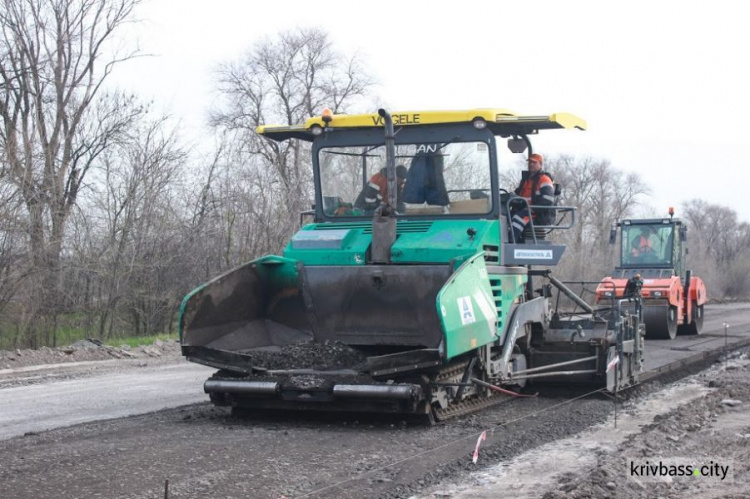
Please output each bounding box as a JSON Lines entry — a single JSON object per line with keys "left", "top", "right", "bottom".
{"left": 515, "top": 171, "right": 556, "bottom": 224}
{"left": 516, "top": 172, "right": 554, "bottom": 203}
{"left": 631, "top": 235, "right": 652, "bottom": 256}
{"left": 355, "top": 172, "right": 387, "bottom": 210}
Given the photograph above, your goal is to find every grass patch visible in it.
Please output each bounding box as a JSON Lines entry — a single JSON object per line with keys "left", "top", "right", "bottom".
{"left": 0, "top": 311, "right": 178, "bottom": 350}
{"left": 104, "top": 333, "right": 176, "bottom": 348}
{"left": 53, "top": 323, "right": 91, "bottom": 347}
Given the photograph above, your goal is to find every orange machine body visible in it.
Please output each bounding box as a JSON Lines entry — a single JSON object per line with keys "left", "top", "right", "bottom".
{"left": 596, "top": 274, "right": 707, "bottom": 326}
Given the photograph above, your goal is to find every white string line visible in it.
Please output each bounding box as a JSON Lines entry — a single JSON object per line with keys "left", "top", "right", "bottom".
{"left": 296, "top": 387, "right": 606, "bottom": 498}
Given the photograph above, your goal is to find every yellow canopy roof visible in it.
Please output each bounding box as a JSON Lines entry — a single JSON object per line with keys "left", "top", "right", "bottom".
{"left": 257, "top": 109, "right": 586, "bottom": 141}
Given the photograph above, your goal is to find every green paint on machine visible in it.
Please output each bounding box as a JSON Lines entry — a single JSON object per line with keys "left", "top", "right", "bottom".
{"left": 284, "top": 219, "right": 501, "bottom": 265}
{"left": 180, "top": 217, "right": 526, "bottom": 364}
{"left": 437, "top": 253, "right": 500, "bottom": 359}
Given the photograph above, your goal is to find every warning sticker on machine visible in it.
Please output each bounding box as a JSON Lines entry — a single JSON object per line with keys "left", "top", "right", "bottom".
{"left": 514, "top": 249, "right": 553, "bottom": 260}
{"left": 473, "top": 291, "right": 495, "bottom": 323}
{"left": 458, "top": 296, "right": 476, "bottom": 325}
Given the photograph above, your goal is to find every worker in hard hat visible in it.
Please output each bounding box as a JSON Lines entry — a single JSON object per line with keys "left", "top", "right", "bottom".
{"left": 509, "top": 153, "right": 556, "bottom": 242}
{"left": 354, "top": 165, "right": 407, "bottom": 215}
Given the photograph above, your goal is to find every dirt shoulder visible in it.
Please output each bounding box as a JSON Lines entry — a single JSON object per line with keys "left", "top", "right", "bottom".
{"left": 416, "top": 351, "right": 750, "bottom": 499}
{"left": 545, "top": 355, "right": 750, "bottom": 499}
{"left": 0, "top": 338, "right": 183, "bottom": 370}
{"left": 0, "top": 339, "right": 186, "bottom": 392}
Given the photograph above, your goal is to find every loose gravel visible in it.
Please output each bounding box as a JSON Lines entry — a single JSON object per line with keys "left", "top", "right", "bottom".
{"left": 238, "top": 340, "right": 368, "bottom": 371}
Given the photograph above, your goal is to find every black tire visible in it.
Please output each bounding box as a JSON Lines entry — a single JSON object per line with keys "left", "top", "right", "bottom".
{"left": 679, "top": 302, "right": 704, "bottom": 335}
{"left": 644, "top": 304, "right": 677, "bottom": 340}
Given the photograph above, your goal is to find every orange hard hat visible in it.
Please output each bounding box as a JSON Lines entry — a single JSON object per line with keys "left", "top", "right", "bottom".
{"left": 528, "top": 153, "right": 543, "bottom": 163}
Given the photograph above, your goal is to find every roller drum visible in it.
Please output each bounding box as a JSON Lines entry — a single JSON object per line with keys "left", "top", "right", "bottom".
{"left": 678, "top": 301, "right": 704, "bottom": 335}
{"left": 643, "top": 304, "right": 677, "bottom": 340}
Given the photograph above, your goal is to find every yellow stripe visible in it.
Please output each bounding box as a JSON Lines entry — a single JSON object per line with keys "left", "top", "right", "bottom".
{"left": 303, "top": 109, "right": 514, "bottom": 129}
{"left": 256, "top": 109, "right": 587, "bottom": 136}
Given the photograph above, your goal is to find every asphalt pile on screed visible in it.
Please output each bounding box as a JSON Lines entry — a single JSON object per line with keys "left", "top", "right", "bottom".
{"left": 239, "top": 340, "right": 368, "bottom": 371}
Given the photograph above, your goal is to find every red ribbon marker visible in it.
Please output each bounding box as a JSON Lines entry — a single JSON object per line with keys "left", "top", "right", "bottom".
{"left": 472, "top": 431, "right": 487, "bottom": 464}
{"left": 606, "top": 355, "right": 620, "bottom": 373}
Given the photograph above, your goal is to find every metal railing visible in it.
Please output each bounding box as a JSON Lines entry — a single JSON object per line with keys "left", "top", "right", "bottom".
{"left": 504, "top": 195, "right": 576, "bottom": 244}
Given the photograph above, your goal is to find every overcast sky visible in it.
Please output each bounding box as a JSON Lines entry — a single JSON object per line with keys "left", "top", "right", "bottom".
{"left": 112, "top": 0, "right": 750, "bottom": 221}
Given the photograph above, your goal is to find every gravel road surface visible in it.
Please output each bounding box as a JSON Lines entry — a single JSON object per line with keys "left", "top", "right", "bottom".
{"left": 0, "top": 304, "right": 748, "bottom": 499}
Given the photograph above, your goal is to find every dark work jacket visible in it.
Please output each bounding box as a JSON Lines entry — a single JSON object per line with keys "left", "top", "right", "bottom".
{"left": 514, "top": 170, "right": 556, "bottom": 225}
{"left": 402, "top": 150, "right": 449, "bottom": 206}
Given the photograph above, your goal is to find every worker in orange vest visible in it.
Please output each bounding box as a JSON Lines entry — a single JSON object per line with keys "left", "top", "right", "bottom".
{"left": 631, "top": 226, "right": 653, "bottom": 257}
{"left": 354, "top": 165, "right": 407, "bottom": 214}
{"left": 510, "top": 153, "right": 555, "bottom": 242}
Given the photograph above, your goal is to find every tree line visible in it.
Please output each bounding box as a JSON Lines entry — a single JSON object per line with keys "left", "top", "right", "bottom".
{"left": 0, "top": 0, "right": 747, "bottom": 348}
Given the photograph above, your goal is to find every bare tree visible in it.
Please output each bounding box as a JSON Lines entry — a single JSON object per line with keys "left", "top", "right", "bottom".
{"left": 83, "top": 115, "right": 185, "bottom": 337}
{"left": 544, "top": 155, "right": 649, "bottom": 281}
{"left": 210, "top": 28, "right": 373, "bottom": 259}
{"left": 0, "top": 24, "right": 376, "bottom": 347}
{"left": 682, "top": 199, "right": 750, "bottom": 297}
{"left": 0, "top": 0, "right": 142, "bottom": 345}
{"left": 0, "top": 180, "right": 27, "bottom": 328}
